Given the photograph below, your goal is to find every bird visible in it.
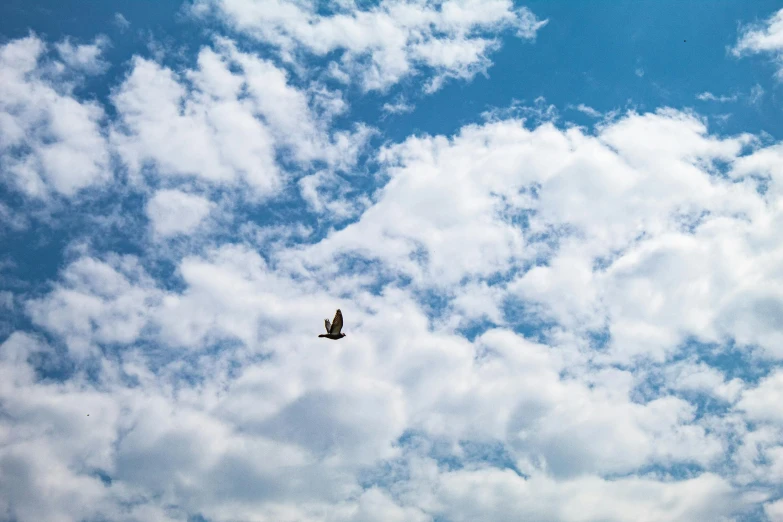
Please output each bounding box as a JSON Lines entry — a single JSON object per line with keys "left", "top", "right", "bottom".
{"left": 319, "top": 309, "right": 346, "bottom": 340}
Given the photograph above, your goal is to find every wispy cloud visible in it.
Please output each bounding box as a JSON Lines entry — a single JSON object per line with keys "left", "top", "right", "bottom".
{"left": 696, "top": 91, "right": 738, "bottom": 102}
{"left": 113, "top": 12, "right": 130, "bottom": 32}
{"left": 189, "top": 0, "right": 548, "bottom": 92}
{"left": 572, "top": 103, "right": 602, "bottom": 117}
{"left": 749, "top": 83, "right": 765, "bottom": 104}
{"left": 382, "top": 97, "right": 415, "bottom": 115}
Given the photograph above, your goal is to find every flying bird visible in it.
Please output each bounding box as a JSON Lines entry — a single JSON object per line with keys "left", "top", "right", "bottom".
{"left": 319, "top": 309, "right": 346, "bottom": 340}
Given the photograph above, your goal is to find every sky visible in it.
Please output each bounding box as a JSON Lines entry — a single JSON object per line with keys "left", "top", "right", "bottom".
{"left": 2, "top": 1, "right": 783, "bottom": 521}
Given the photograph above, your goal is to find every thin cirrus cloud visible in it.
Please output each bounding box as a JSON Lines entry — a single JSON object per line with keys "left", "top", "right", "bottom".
{"left": 696, "top": 91, "right": 739, "bottom": 103}
{"left": 3, "top": 2, "right": 783, "bottom": 522}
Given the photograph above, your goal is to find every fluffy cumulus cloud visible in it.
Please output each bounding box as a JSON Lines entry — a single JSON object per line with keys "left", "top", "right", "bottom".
{"left": 4, "top": 2, "right": 783, "bottom": 522}
{"left": 111, "top": 37, "right": 371, "bottom": 197}
{"left": 732, "top": 7, "right": 783, "bottom": 77}
{"left": 1, "top": 33, "right": 368, "bottom": 202}
{"left": 54, "top": 35, "right": 111, "bottom": 74}
{"left": 146, "top": 189, "right": 215, "bottom": 237}
{"left": 0, "top": 35, "right": 110, "bottom": 198}
{"left": 189, "top": 0, "right": 548, "bottom": 92}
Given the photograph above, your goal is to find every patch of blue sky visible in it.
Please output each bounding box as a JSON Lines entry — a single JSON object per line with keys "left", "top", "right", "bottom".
{"left": 585, "top": 326, "right": 611, "bottom": 351}
{"left": 90, "top": 469, "right": 113, "bottom": 487}
{"left": 605, "top": 461, "right": 707, "bottom": 481}
{"left": 386, "top": 0, "right": 783, "bottom": 141}
{"left": 457, "top": 317, "right": 499, "bottom": 343}
{"left": 673, "top": 208, "right": 712, "bottom": 234}
{"left": 626, "top": 338, "right": 775, "bottom": 428}
{"left": 357, "top": 456, "right": 411, "bottom": 492}
{"left": 382, "top": 430, "right": 522, "bottom": 477}
{"left": 0, "top": 190, "right": 71, "bottom": 292}
{"left": 458, "top": 439, "right": 523, "bottom": 474}
{"left": 27, "top": 340, "right": 77, "bottom": 383}
{"left": 1, "top": 1, "right": 186, "bottom": 113}
{"left": 411, "top": 285, "right": 453, "bottom": 322}
{"left": 630, "top": 370, "right": 732, "bottom": 422}
{"left": 501, "top": 294, "right": 559, "bottom": 342}
{"left": 737, "top": 505, "right": 778, "bottom": 522}
{"left": 592, "top": 231, "right": 652, "bottom": 272}
{"left": 678, "top": 337, "right": 775, "bottom": 385}
{"left": 329, "top": 252, "right": 403, "bottom": 294}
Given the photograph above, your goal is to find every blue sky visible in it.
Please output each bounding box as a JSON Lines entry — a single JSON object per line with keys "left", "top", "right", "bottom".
{"left": 3, "top": 1, "right": 783, "bottom": 521}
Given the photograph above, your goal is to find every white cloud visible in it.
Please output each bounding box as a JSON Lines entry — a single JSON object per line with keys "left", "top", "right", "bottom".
{"left": 730, "top": 423, "right": 783, "bottom": 486}
{"left": 732, "top": 7, "right": 783, "bottom": 78}
{"left": 54, "top": 36, "right": 110, "bottom": 74}
{"left": 425, "top": 467, "right": 743, "bottom": 522}
{"left": 111, "top": 39, "right": 370, "bottom": 196}
{"left": 285, "top": 109, "right": 756, "bottom": 332}
{"left": 0, "top": 35, "right": 110, "bottom": 198}
{"left": 344, "top": 488, "right": 430, "bottom": 522}
{"left": 190, "top": 0, "right": 547, "bottom": 92}
{"left": 696, "top": 91, "right": 738, "bottom": 103}
{"left": 750, "top": 83, "right": 765, "bottom": 104}
{"left": 737, "top": 370, "right": 783, "bottom": 424}
{"left": 699, "top": 88, "right": 765, "bottom": 105}
{"left": 113, "top": 12, "right": 131, "bottom": 32}
{"left": 298, "top": 170, "right": 370, "bottom": 219}
{"left": 14, "top": 235, "right": 741, "bottom": 520}
{"left": 26, "top": 256, "right": 161, "bottom": 357}
{"left": 146, "top": 189, "right": 214, "bottom": 237}
{"left": 18, "top": 98, "right": 783, "bottom": 520}
{"left": 664, "top": 359, "right": 744, "bottom": 402}
{"left": 766, "top": 498, "right": 783, "bottom": 521}
{"left": 110, "top": 51, "right": 279, "bottom": 192}
{"left": 382, "top": 97, "right": 415, "bottom": 115}
{"left": 573, "top": 103, "right": 601, "bottom": 118}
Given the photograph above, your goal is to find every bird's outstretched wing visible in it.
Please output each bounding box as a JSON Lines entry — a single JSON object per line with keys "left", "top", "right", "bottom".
{"left": 329, "top": 309, "right": 343, "bottom": 334}
{"left": 324, "top": 319, "right": 332, "bottom": 333}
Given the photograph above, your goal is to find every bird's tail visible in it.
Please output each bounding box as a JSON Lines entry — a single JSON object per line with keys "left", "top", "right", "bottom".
{"left": 318, "top": 334, "right": 328, "bottom": 338}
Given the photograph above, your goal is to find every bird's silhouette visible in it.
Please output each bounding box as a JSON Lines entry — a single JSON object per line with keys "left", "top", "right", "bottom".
{"left": 319, "top": 309, "right": 346, "bottom": 340}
